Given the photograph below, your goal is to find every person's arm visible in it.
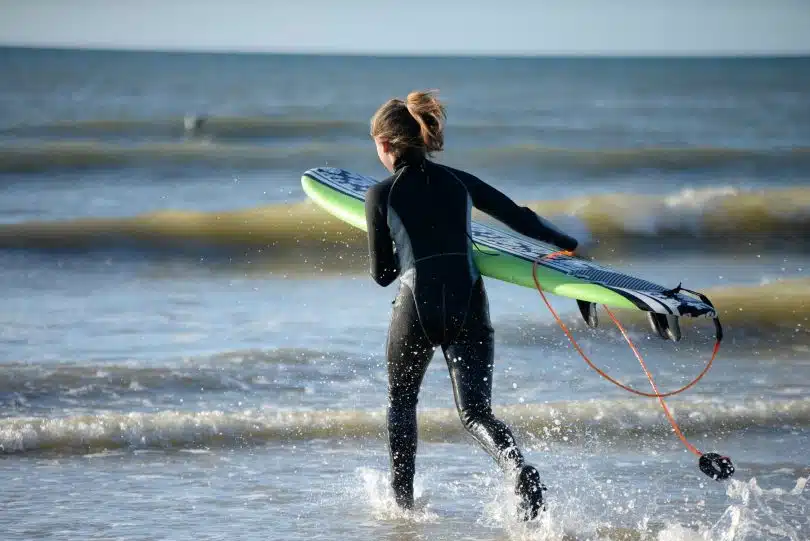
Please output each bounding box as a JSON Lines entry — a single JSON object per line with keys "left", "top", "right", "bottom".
{"left": 364, "top": 183, "right": 400, "bottom": 287}
{"left": 460, "top": 171, "right": 579, "bottom": 251}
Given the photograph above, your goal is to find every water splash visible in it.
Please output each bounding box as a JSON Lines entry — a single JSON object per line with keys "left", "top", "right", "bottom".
{"left": 352, "top": 467, "right": 438, "bottom": 523}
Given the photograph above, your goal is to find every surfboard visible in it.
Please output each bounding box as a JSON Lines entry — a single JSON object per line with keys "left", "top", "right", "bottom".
{"left": 300, "top": 167, "right": 717, "bottom": 325}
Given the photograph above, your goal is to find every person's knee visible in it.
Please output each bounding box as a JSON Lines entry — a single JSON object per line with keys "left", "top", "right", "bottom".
{"left": 458, "top": 404, "right": 494, "bottom": 431}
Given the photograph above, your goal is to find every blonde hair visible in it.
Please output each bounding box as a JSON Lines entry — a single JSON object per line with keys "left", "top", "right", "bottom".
{"left": 370, "top": 90, "right": 446, "bottom": 157}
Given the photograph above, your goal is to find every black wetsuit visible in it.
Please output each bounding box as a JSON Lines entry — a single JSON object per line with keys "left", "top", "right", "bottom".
{"left": 365, "top": 153, "right": 578, "bottom": 510}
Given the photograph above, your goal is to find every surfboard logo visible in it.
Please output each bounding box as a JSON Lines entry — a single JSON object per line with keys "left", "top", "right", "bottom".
{"left": 307, "top": 167, "right": 373, "bottom": 200}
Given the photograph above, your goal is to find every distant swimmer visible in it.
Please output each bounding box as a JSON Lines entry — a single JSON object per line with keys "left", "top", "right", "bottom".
{"left": 364, "top": 90, "right": 581, "bottom": 520}
{"left": 183, "top": 114, "right": 207, "bottom": 135}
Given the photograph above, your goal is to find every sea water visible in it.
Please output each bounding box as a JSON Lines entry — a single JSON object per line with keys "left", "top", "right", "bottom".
{"left": 1, "top": 48, "right": 809, "bottom": 540}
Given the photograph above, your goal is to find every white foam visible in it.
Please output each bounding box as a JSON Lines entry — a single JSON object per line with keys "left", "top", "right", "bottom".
{"left": 3, "top": 398, "right": 810, "bottom": 455}
{"left": 663, "top": 186, "right": 742, "bottom": 209}
{"left": 352, "top": 467, "right": 438, "bottom": 523}
{"left": 652, "top": 476, "right": 810, "bottom": 541}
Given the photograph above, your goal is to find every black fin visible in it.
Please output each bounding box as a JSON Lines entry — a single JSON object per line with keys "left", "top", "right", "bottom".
{"left": 577, "top": 300, "right": 598, "bottom": 329}
{"left": 647, "top": 312, "right": 667, "bottom": 339}
{"left": 664, "top": 314, "right": 681, "bottom": 342}
{"left": 647, "top": 312, "right": 681, "bottom": 342}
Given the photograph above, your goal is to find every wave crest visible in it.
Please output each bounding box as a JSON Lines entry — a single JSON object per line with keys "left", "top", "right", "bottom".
{"left": 2, "top": 186, "right": 809, "bottom": 256}
{"left": 2, "top": 397, "right": 808, "bottom": 455}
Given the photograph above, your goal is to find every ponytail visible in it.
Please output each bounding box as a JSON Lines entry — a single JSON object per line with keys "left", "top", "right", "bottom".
{"left": 405, "top": 90, "right": 446, "bottom": 153}
{"left": 370, "top": 89, "right": 447, "bottom": 157}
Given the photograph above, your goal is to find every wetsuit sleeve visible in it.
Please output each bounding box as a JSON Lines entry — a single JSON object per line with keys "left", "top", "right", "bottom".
{"left": 462, "top": 173, "right": 579, "bottom": 251}
{"left": 364, "top": 183, "right": 400, "bottom": 287}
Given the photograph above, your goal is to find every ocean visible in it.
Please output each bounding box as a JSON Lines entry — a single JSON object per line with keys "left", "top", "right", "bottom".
{"left": 1, "top": 47, "right": 808, "bottom": 540}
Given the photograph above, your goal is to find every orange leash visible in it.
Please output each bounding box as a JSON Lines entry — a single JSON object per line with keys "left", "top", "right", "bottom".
{"left": 530, "top": 251, "right": 721, "bottom": 400}
{"left": 531, "top": 250, "right": 735, "bottom": 479}
{"left": 601, "top": 307, "right": 700, "bottom": 456}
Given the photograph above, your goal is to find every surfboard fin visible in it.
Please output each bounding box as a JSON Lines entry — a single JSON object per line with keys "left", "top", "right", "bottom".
{"left": 577, "top": 300, "right": 599, "bottom": 329}
{"left": 647, "top": 312, "right": 681, "bottom": 342}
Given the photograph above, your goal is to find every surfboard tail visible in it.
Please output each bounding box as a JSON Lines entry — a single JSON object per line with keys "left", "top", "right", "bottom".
{"left": 573, "top": 284, "right": 723, "bottom": 344}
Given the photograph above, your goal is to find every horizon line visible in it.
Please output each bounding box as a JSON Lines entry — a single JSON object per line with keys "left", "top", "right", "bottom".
{"left": 2, "top": 43, "right": 809, "bottom": 59}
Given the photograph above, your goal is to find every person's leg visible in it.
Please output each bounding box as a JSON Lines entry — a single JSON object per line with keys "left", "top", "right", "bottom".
{"left": 441, "top": 302, "right": 524, "bottom": 473}
{"left": 385, "top": 285, "right": 435, "bottom": 509}
{"left": 441, "top": 280, "right": 546, "bottom": 519}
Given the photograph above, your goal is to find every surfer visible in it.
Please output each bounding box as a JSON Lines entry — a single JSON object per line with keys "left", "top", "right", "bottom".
{"left": 365, "top": 90, "right": 581, "bottom": 520}
{"left": 183, "top": 114, "right": 207, "bottom": 136}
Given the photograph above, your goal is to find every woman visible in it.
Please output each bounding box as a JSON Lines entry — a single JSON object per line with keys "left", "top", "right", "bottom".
{"left": 364, "top": 90, "right": 580, "bottom": 520}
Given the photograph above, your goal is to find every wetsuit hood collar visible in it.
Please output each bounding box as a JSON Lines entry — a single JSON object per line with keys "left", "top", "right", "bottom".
{"left": 393, "top": 150, "right": 427, "bottom": 173}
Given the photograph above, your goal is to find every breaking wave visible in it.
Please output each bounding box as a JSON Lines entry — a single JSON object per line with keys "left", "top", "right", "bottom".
{"left": 2, "top": 397, "right": 809, "bottom": 455}
{"left": 2, "top": 186, "right": 809, "bottom": 256}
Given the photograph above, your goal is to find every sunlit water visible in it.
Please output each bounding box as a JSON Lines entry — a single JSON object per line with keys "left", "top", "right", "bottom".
{"left": 1, "top": 49, "right": 808, "bottom": 540}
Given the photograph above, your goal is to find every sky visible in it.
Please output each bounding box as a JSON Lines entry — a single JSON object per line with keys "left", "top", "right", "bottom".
{"left": 1, "top": 0, "right": 809, "bottom": 56}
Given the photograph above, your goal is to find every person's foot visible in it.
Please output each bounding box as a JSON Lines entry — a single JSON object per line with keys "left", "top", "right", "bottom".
{"left": 514, "top": 464, "right": 546, "bottom": 521}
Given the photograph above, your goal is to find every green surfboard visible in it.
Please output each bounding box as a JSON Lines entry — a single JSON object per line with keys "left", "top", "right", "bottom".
{"left": 301, "top": 167, "right": 717, "bottom": 323}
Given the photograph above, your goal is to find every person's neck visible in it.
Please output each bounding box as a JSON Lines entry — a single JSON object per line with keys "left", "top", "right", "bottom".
{"left": 393, "top": 149, "right": 427, "bottom": 172}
